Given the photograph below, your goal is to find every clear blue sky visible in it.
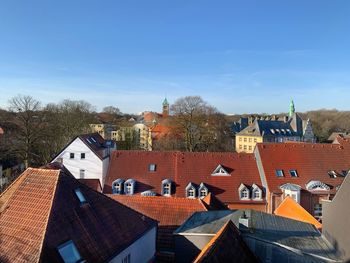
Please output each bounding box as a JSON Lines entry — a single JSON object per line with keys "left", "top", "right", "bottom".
{"left": 0, "top": 1, "right": 349, "bottom": 114}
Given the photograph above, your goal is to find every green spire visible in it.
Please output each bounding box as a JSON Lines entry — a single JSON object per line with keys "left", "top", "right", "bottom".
{"left": 162, "top": 97, "right": 169, "bottom": 106}
{"left": 289, "top": 100, "right": 295, "bottom": 117}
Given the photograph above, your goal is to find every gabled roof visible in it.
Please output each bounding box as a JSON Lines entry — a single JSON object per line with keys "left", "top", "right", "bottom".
{"left": 194, "top": 221, "right": 258, "bottom": 263}
{"left": 255, "top": 142, "right": 350, "bottom": 193}
{"left": 104, "top": 151, "right": 265, "bottom": 204}
{"left": 0, "top": 167, "right": 157, "bottom": 263}
{"left": 274, "top": 196, "right": 322, "bottom": 229}
{"left": 175, "top": 210, "right": 342, "bottom": 262}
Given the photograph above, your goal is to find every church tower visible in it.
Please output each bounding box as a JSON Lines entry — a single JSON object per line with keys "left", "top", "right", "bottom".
{"left": 289, "top": 100, "right": 295, "bottom": 117}
{"left": 162, "top": 98, "right": 169, "bottom": 117}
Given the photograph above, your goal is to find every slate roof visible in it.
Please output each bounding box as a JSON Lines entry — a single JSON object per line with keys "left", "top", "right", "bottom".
{"left": 193, "top": 221, "right": 259, "bottom": 263}
{"left": 104, "top": 151, "right": 265, "bottom": 205}
{"left": 79, "top": 133, "right": 109, "bottom": 159}
{"left": 175, "top": 210, "right": 342, "bottom": 262}
{"left": 274, "top": 196, "right": 322, "bottom": 229}
{"left": 0, "top": 167, "right": 157, "bottom": 263}
{"left": 255, "top": 142, "right": 350, "bottom": 193}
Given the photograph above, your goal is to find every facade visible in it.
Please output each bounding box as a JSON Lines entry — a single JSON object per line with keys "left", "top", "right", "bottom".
{"left": 236, "top": 101, "right": 316, "bottom": 153}
{"left": 104, "top": 151, "right": 266, "bottom": 211}
{"left": 90, "top": 123, "right": 116, "bottom": 139}
{"left": 0, "top": 167, "right": 157, "bottom": 263}
{"left": 322, "top": 172, "right": 350, "bottom": 261}
{"left": 254, "top": 142, "right": 350, "bottom": 219}
{"left": 51, "top": 133, "right": 115, "bottom": 187}
{"left": 174, "top": 210, "right": 342, "bottom": 263}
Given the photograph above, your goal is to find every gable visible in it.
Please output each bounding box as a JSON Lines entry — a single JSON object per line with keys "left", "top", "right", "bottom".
{"left": 211, "top": 165, "right": 230, "bottom": 176}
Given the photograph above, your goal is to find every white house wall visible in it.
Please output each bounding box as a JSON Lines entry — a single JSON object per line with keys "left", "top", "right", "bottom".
{"left": 109, "top": 226, "right": 157, "bottom": 263}
{"left": 52, "top": 138, "right": 103, "bottom": 185}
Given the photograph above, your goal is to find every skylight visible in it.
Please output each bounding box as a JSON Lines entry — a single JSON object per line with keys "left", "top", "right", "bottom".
{"left": 289, "top": 170, "right": 298, "bottom": 177}
{"left": 275, "top": 169, "right": 284, "bottom": 177}
{"left": 74, "top": 189, "right": 87, "bottom": 204}
{"left": 57, "top": 240, "right": 83, "bottom": 263}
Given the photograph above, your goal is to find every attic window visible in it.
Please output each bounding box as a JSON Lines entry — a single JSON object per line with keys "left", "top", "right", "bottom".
{"left": 289, "top": 170, "right": 298, "bottom": 177}
{"left": 112, "top": 179, "right": 124, "bottom": 194}
{"left": 328, "top": 170, "right": 338, "bottom": 178}
{"left": 162, "top": 179, "right": 172, "bottom": 196}
{"left": 148, "top": 164, "right": 156, "bottom": 172}
{"left": 275, "top": 169, "right": 284, "bottom": 177}
{"left": 342, "top": 170, "right": 348, "bottom": 176}
{"left": 80, "top": 153, "right": 85, "bottom": 159}
{"left": 70, "top": 153, "right": 74, "bottom": 159}
{"left": 74, "top": 189, "right": 87, "bottom": 204}
{"left": 124, "top": 179, "right": 136, "bottom": 195}
{"left": 198, "top": 183, "right": 209, "bottom": 198}
{"left": 186, "top": 183, "right": 197, "bottom": 199}
{"left": 57, "top": 240, "right": 83, "bottom": 263}
{"left": 211, "top": 165, "right": 230, "bottom": 176}
{"left": 90, "top": 137, "right": 97, "bottom": 143}
{"left": 238, "top": 183, "right": 250, "bottom": 200}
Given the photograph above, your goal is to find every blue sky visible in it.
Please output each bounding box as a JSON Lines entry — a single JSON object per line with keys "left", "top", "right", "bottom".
{"left": 0, "top": 1, "right": 350, "bottom": 114}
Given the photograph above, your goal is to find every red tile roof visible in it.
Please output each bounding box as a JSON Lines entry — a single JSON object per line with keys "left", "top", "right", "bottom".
{"left": 0, "top": 167, "right": 157, "bottom": 263}
{"left": 193, "top": 220, "right": 258, "bottom": 263}
{"left": 105, "top": 151, "right": 264, "bottom": 204}
{"left": 108, "top": 195, "right": 212, "bottom": 259}
{"left": 274, "top": 196, "right": 322, "bottom": 229}
{"left": 78, "top": 179, "right": 102, "bottom": 192}
{"left": 255, "top": 142, "right": 350, "bottom": 193}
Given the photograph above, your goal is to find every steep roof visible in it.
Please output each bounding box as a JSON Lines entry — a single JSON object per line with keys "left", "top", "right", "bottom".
{"left": 78, "top": 133, "right": 109, "bottom": 159}
{"left": 105, "top": 151, "right": 265, "bottom": 205}
{"left": 175, "top": 210, "right": 342, "bottom": 262}
{"left": 78, "top": 178, "right": 102, "bottom": 192}
{"left": 255, "top": 142, "right": 350, "bottom": 193}
{"left": 0, "top": 167, "right": 157, "bottom": 263}
{"left": 274, "top": 196, "right": 322, "bottom": 229}
{"left": 193, "top": 221, "right": 258, "bottom": 263}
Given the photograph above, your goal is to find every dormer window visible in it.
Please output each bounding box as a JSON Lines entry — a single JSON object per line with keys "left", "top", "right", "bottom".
{"left": 280, "top": 183, "right": 301, "bottom": 203}
{"left": 112, "top": 179, "right": 124, "bottom": 194}
{"left": 251, "top": 184, "right": 262, "bottom": 200}
{"left": 186, "top": 183, "right": 197, "bottom": 199}
{"left": 289, "top": 170, "right": 298, "bottom": 177}
{"left": 148, "top": 164, "right": 156, "bottom": 172}
{"left": 198, "top": 183, "right": 209, "bottom": 198}
{"left": 306, "top": 180, "right": 330, "bottom": 191}
{"left": 239, "top": 183, "right": 250, "bottom": 200}
{"left": 124, "top": 179, "right": 136, "bottom": 195}
{"left": 211, "top": 165, "right": 230, "bottom": 176}
{"left": 328, "top": 170, "right": 338, "bottom": 178}
{"left": 74, "top": 189, "right": 87, "bottom": 204}
{"left": 275, "top": 169, "right": 284, "bottom": 177}
{"left": 161, "top": 179, "right": 172, "bottom": 196}
{"left": 57, "top": 240, "right": 83, "bottom": 263}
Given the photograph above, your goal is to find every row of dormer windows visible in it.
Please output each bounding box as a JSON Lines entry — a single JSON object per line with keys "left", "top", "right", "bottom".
{"left": 238, "top": 183, "right": 263, "bottom": 201}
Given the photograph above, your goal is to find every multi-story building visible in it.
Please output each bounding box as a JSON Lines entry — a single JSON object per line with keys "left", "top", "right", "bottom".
{"left": 89, "top": 123, "right": 116, "bottom": 139}
{"left": 235, "top": 101, "right": 316, "bottom": 153}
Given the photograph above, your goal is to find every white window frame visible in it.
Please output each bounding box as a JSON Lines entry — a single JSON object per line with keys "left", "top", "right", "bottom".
{"left": 289, "top": 169, "right": 298, "bottom": 177}
{"left": 163, "top": 183, "right": 171, "bottom": 196}
{"left": 275, "top": 169, "right": 284, "bottom": 177}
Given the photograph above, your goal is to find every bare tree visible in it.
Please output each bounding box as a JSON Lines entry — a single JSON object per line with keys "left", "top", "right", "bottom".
{"left": 8, "top": 95, "right": 43, "bottom": 167}
{"left": 102, "top": 106, "right": 122, "bottom": 116}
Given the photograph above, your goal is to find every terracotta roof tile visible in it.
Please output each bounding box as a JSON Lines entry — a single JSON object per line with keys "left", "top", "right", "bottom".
{"left": 105, "top": 151, "right": 264, "bottom": 204}
{"left": 256, "top": 142, "right": 350, "bottom": 193}
{"left": 274, "top": 196, "right": 322, "bottom": 229}
{"left": 0, "top": 167, "right": 157, "bottom": 263}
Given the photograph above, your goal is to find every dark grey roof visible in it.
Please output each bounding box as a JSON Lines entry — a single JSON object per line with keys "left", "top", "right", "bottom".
{"left": 175, "top": 210, "right": 342, "bottom": 261}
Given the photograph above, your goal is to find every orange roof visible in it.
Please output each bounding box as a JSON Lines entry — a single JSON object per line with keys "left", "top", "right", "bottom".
{"left": 274, "top": 196, "right": 322, "bottom": 229}
{"left": 194, "top": 221, "right": 258, "bottom": 263}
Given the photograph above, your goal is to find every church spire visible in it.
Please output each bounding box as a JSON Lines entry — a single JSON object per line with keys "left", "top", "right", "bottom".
{"left": 289, "top": 100, "right": 295, "bottom": 117}
{"left": 162, "top": 97, "right": 169, "bottom": 117}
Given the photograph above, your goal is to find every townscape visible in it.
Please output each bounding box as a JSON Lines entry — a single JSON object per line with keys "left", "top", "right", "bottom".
{"left": 1, "top": 96, "right": 350, "bottom": 262}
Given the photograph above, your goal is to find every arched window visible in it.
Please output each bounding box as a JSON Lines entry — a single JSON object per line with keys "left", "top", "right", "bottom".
{"left": 112, "top": 179, "right": 124, "bottom": 194}
{"left": 124, "top": 179, "right": 136, "bottom": 195}
{"left": 162, "top": 179, "right": 172, "bottom": 196}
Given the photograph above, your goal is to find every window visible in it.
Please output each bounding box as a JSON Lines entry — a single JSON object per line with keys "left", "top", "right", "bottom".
{"left": 163, "top": 184, "right": 171, "bottom": 195}
{"left": 80, "top": 153, "right": 85, "bottom": 159}
{"left": 275, "top": 169, "right": 284, "bottom": 177}
{"left": 239, "top": 137, "right": 242, "bottom": 142}
{"left": 328, "top": 170, "right": 338, "bottom": 178}
{"left": 243, "top": 145, "right": 247, "bottom": 150}
{"left": 198, "top": 183, "right": 209, "bottom": 198}
{"left": 239, "top": 144, "right": 242, "bottom": 149}
{"left": 253, "top": 188, "right": 261, "bottom": 199}
{"left": 57, "top": 240, "right": 83, "bottom": 263}
{"left": 289, "top": 170, "right": 298, "bottom": 177}
{"left": 125, "top": 182, "right": 132, "bottom": 195}
{"left": 248, "top": 146, "right": 252, "bottom": 151}
{"left": 70, "top": 153, "right": 74, "bottom": 159}
{"left": 254, "top": 138, "right": 257, "bottom": 142}
{"left": 244, "top": 138, "right": 247, "bottom": 142}
{"left": 148, "top": 164, "right": 156, "bottom": 172}
{"left": 211, "top": 165, "right": 230, "bottom": 176}
{"left": 314, "top": 203, "right": 322, "bottom": 220}
{"left": 188, "top": 187, "right": 196, "bottom": 198}
{"left": 122, "top": 254, "right": 131, "bottom": 263}
{"left": 249, "top": 138, "right": 252, "bottom": 142}
{"left": 240, "top": 188, "right": 249, "bottom": 199}
{"left": 112, "top": 179, "right": 124, "bottom": 194}
{"left": 74, "top": 189, "right": 87, "bottom": 204}
{"left": 79, "top": 169, "right": 85, "bottom": 179}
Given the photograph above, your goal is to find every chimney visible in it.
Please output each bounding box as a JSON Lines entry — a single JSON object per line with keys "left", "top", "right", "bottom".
{"left": 239, "top": 211, "right": 251, "bottom": 230}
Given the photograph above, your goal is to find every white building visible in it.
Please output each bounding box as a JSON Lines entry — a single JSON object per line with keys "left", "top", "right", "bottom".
{"left": 52, "top": 133, "right": 115, "bottom": 188}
